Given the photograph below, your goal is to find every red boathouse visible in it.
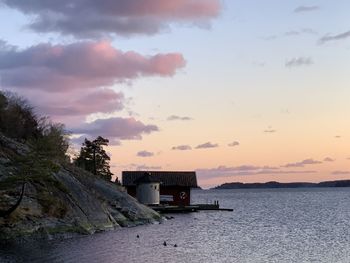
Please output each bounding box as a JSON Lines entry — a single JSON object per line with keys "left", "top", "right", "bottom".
{"left": 122, "top": 171, "right": 198, "bottom": 206}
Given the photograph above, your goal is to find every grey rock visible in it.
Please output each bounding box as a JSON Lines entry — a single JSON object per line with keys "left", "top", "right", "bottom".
{"left": 0, "top": 133, "right": 160, "bottom": 241}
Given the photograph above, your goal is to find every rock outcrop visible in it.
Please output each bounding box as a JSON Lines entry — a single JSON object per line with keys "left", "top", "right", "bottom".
{"left": 0, "top": 133, "right": 160, "bottom": 241}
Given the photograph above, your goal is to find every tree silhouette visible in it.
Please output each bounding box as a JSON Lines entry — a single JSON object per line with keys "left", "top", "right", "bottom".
{"left": 0, "top": 91, "right": 69, "bottom": 160}
{"left": 0, "top": 91, "right": 40, "bottom": 140}
{"left": 74, "top": 136, "right": 113, "bottom": 181}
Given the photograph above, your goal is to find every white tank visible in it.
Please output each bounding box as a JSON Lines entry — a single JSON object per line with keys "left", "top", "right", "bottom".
{"left": 136, "top": 182, "right": 160, "bottom": 205}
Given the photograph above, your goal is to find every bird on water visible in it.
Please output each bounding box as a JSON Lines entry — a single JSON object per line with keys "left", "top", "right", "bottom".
{"left": 163, "top": 241, "right": 167, "bottom": 246}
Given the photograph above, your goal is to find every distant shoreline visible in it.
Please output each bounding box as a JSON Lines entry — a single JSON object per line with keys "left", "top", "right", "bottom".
{"left": 213, "top": 180, "right": 350, "bottom": 189}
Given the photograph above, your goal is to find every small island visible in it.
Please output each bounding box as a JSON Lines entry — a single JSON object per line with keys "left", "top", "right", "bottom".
{"left": 213, "top": 180, "right": 350, "bottom": 189}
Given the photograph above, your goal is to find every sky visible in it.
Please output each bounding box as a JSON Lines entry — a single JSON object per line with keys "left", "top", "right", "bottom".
{"left": 0, "top": 0, "right": 349, "bottom": 188}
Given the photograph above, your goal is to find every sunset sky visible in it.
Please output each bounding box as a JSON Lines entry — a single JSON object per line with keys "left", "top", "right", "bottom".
{"left": 0, "top": 0, "right": 349, "bottom": 188}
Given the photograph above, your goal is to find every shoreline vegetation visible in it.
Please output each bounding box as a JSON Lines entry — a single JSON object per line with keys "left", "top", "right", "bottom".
{"left": 213, "top": 180, "right": 350, "bottom": 189}
{"left": 0, "top": 91, "right": 161, "bottom": 242}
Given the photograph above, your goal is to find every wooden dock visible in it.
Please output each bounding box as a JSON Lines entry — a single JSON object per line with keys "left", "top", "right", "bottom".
{"left": 149, "top": 204, "right": 233, "bottom": 213}
{"left": 196, "top": 204, "right": 233, "bottom": 212}
{"left": 149, "top": 205, "right": 199, "bottom": 213}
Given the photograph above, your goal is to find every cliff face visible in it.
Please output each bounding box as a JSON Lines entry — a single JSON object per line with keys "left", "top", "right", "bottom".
{"left": 0, "top": 133, "right": 160, "bottom": 241}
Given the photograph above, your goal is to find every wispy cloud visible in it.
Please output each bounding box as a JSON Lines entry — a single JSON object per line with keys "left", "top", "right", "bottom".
{"left": 262, "top": 28, "right": 317, "bottom": 41}
{"left": 264, "top": 126, "right": 277, "bottom": 133}
{"left": 285, "top": 57, "right": 313, "bottom": 68}
{"left": 199, "top": 165, "right": 279, "bottom": 173}
{"left": 284, "top": 28, "right": 318, "bottom": 36}
{"left": 128, "top": 164, "right": 162, "bottom": 171}
{"left": 167, "top": 115, "right": 193, "bottom": 121}
{"left": 332, "top": 171, "right": 350, "bottom": 175}
{"left": 172, "top": 145, "right": 192, "bottom": 151}
{"left": 283, "top": 158, "right": 322, "bottom": 168}
{"left": 301, "top": 28, "right": 318, "bottom": 35}
{"left": 137, "top": 150, "right": 154, "bottom": 157}
{"left": 294, "top": 6, "right": 319, "bottom": 13}
{"left": 319, "top": 30, "right": 350, "bottom": 44}
{"left": 323, "top": 157, "right": 335, "bottom": 162}
{"left": 252, "top": 61, "right": 266, "bottom": 67}
{"left": 195, "top": 142, "right": 219, "bottom": 149}
{"left": 281, "top": 109, "right": 290, "bottom": 115}
{"left": 261, "top": 35, "right": 278, "bottom": 41}
{"left": 228, "top": 141, "right": 240, "bottom": 147}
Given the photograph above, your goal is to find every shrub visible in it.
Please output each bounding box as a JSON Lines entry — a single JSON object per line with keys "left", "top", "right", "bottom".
{"left": 0, "top": 91, "right": 70, "bottom": 162}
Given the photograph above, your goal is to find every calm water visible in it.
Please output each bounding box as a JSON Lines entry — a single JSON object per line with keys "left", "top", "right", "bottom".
{"left": 1, "top": 188, "right": 350, "bottom": 263}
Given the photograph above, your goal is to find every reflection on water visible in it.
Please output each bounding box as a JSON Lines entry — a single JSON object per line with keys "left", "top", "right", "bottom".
{"left": 1, "top": 188, "right": 350, "bottom": 263}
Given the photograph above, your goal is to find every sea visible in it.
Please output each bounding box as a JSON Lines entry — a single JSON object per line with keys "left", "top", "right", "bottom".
{"left": 1, "top": 188, "right": 350, "bottom": 263}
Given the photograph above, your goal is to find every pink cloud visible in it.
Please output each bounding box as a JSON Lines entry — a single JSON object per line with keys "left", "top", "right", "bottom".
{"left": 23, "top": 88, "right": 125, "bottom": 118}
{"left": 0, "top": 0, "right": 221, "bottom": 37}
{"left": 0, "top": 41, "right": 186, "bottom": 92}
{"left": 0, "top": 40, "right": 183, "bottom": 142}
{"left": 71, "top": 117, "right": 159, "bottom": 144}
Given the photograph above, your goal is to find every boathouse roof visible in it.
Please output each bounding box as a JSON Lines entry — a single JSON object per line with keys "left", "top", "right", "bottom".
{"left": 122, "top": 171, "right": 198, "bottom": 187}
{"left": 133, "top": 172, "right": 160, "bottom": 184}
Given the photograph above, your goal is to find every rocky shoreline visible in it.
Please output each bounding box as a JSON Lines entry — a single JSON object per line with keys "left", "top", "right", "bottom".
{"left": 0, "top": 133, "right": 161, "bottom": 242}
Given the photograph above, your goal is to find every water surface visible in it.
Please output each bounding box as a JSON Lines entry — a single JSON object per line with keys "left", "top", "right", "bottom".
{"left": 1, "top": 188, "right": 350, "bottom": 263}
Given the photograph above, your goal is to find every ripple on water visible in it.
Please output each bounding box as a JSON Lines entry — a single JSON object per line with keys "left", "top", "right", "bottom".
{"left": 1, "top": 188, "right": 350, "bottom": 263}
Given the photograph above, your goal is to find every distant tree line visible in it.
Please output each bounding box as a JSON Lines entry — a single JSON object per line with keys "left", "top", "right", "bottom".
{"left": 214, "top": 180, "right": 350, "bottom": 189}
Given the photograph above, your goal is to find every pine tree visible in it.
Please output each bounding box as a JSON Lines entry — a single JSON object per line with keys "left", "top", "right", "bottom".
{"left": 74, "top": 136, "right": 113, "bottom": 181}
